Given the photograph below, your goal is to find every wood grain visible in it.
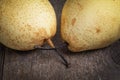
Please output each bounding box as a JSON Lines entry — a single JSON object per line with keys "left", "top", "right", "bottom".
{"left": 0, "top": 0, "right": 120, "bottom": 80}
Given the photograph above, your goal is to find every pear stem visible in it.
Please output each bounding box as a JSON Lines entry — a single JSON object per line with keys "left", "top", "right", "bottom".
{"left": 34, "top": 39, "right": 70, "bottom": 68}
{"left": 47, "top": 39, "right": 55, "bottom": 48}
{"left": 47, "top": 39, "right": 70, "bottom": 68}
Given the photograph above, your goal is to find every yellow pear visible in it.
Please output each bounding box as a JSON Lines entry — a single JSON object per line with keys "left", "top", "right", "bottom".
{"left": 0, "top": 0, "right": 56, "bottom": 51}
{"left": 61, "top": 0, "right": 120, "bottom": 52}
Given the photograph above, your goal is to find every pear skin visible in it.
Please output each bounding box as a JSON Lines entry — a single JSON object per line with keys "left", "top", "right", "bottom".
{"left": 0, "top": 0, "right": 56, "bottom": 51}
{"left": 61, "top": 0, "right": 120, "bottom": 52}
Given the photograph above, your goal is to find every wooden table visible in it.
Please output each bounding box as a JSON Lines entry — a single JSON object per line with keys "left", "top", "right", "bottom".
{"left": 0, "top": 0, "right": 120, "bottom": 80}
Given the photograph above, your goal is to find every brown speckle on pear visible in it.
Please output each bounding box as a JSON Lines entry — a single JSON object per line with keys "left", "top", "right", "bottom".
{"left": 71, "top": 18, "right": 76, "bottom": 26}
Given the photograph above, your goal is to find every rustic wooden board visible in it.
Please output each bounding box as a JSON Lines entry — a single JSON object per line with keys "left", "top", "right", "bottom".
{"left": 1, "top": 41, "right": 120, "bottom": 80}
{"left": 0, "top": 0, "right": 120, "bottom": 80}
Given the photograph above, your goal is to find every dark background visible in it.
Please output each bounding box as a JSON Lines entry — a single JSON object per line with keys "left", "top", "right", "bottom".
{"left": 0, "top": 0, "right": 120, "bottom": 80}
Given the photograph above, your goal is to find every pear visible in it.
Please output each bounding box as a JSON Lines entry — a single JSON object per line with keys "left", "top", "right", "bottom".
{"left": 61, "top": 0, "right": 120, "bottom": 52}
{"left": 0, "top": 0, "right": 56, "bottom": 51}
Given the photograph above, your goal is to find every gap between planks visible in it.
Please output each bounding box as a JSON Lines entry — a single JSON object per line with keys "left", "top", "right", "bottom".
{"left": 0, "top": 45, "right": 5, "bottom": 80}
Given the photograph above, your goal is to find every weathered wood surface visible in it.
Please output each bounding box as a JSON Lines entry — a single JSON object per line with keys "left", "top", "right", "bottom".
{"left": 0, "top": 0, "right": 120, "bottom": 80}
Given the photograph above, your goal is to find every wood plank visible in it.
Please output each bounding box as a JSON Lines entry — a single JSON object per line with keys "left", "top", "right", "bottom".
{"left": 2, "top": 41, "right": 120, "bottom": 80}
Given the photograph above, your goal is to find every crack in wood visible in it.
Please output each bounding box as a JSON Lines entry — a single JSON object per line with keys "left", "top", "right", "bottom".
{"left": 0, "top": 44, "right": 5, "bottom": 80}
